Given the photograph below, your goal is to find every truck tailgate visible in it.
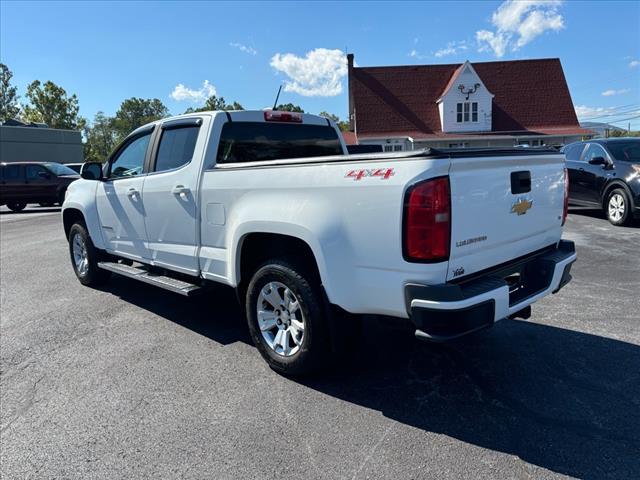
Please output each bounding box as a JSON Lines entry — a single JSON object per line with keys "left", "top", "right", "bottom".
{"left": 447, "top": 153, "right": 565, "bottom": 281}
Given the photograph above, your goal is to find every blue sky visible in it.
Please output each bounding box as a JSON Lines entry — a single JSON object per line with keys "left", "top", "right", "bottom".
{"left": 1, "top": 0, "right": 639, "bottom": 128}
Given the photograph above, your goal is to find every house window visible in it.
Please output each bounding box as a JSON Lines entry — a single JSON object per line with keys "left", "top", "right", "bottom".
{"left": 384, "top": 145, "right": 393, "bottom": 152}
{"left": 393, "top": 145, "right": 403, "bottom": 151}
{"left": 456, "top": 102, "right": 478, "bottom": 123}
{"left": 449, "top": 142, "right": 470, "bottom": 148}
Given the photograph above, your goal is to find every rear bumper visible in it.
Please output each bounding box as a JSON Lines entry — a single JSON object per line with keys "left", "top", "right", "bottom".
{"left": 406, "top": 240, "right": 576, "bottom": 341}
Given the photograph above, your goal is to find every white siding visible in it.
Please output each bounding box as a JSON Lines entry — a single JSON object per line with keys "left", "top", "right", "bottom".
{"left": 438, "top": 63, "right": 493, "bottom": 134}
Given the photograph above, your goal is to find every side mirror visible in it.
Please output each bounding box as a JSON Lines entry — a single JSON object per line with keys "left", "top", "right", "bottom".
{"left": 588, "top": 156, "right": 607, "bottom": 166}
{"left": 38, "top": 171, "right": 52, "bottom": 179}
{"left": 81, "top": 162, "right": 103, "bottom": 181}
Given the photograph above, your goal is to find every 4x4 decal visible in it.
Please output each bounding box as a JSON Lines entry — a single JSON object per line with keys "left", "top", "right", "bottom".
{"left": 345, "top": 168, "right": 395, "bottom": 181}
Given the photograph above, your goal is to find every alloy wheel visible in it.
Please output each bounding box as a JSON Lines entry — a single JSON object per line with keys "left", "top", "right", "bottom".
{"left": 256, "top": 281, "right": 305, "bottom": 357}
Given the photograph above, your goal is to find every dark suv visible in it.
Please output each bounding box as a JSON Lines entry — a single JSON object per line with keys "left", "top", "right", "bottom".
{"left": 0, "top": 162, "right": 80, "bottom": 212}
{"left": 562, "top": 138, "right": 640, "bottom": 226}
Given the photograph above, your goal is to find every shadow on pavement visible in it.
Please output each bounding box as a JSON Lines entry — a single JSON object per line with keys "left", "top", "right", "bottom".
{"left": 104, "top": 276, "right": 640, "bottom": 479}
{"left": 0, "top": 207, "right": 61, "bottom": 215}
{"left": 569, "top": 206, "right": 639, "bottom": 227}
{"left": 105, "top": 278, "right": 252, "bottom": 347}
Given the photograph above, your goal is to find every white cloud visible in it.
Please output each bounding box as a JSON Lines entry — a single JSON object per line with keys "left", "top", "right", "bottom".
{"left": 170, "top": 80, "right": 216, "bottom": 103}
{"left": 270, "top": 48, "right": 347, "bottom": 97}
{"left": 601, "top": 88, "right": 631, "bottom": 97}
{"left": 575, "top": 105, "right": 640, "bottom": 121}
{"left": 476, "top": 30, "right": 510, "bottom": 58}
{"left": 629, "top": 60, "right": 640, "bottom": 68}
{"left": 476, "top": 0, "right": 564, "bottom": 57}
{"left": 408, "top": 49, "right": 428, "bottom": 60}
{"left": 575, "top": 105, "right": 614, "bottom": 120}
{"left": 434, "top": 41, "right": 469, "bottom": 58}
{"left": 230, "top": 42, "right": 257, "bottom": 56}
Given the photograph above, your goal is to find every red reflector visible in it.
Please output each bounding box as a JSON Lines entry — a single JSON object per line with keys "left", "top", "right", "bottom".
{"left": 264, "top": 111, "right": 303, "bottom": 123}
{"left": 404, "top": 177, "right": 451, "bottom": 262}
{"left": 562, "top": 167, "right": 569, "bottom": 226}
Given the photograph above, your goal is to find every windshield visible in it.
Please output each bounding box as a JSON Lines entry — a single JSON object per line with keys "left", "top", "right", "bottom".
{"left": 606, "top": 140, "right": 640, "bottom": 162}
{"left": 44, "top": 162, "right": 78, "bottom": 176}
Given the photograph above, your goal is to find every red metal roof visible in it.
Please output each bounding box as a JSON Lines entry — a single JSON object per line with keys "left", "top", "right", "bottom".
{"left": 351, "top": 58, "right": 587, "bottom": 137}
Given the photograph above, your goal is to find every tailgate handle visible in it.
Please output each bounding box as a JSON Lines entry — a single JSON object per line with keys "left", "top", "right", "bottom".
{"left": 511, "top": 171, "right": 531, "bottom": 194}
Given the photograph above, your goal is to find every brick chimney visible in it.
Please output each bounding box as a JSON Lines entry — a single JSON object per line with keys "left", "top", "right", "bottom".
{"left": 347, "top": 53, "right": 355, "bottom": 132}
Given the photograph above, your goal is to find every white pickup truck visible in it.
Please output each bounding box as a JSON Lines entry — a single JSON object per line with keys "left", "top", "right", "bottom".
{"left": 62, "top": 110, "right": 576, "bottom": 375}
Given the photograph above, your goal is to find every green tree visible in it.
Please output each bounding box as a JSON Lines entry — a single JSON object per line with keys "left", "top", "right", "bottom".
{"left": 275, "top": 103, "right": 304, "bottom": 113}
{"left": 114, "top": 97, "right": 169, "bottom": 139}
{"left": 22, "top": 80, "right": 84, "bottom": 129}
{"left": 319, "top": 111, "right": 350, "bottom": 131}
{"left": 84, "top": 111, "right": 119, "bottom": 163}
{"left": 0, "top": 63, "right": 20, "bottom": 121}
{"left": 185, "top": 95, "right": 244, "bottom": 113}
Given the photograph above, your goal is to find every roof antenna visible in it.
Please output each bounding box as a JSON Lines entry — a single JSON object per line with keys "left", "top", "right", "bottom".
{"left": 272, "top": 85, "right": 282, "bottom": 111}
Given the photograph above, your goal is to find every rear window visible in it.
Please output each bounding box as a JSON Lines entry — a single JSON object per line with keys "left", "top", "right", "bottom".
{"left": 606, "top": 140, "right": 640, "bottom": 162}
{"left": 3, "top": 164, "right": 22, "bottom": 180}
{"left": 563, "top": 143, "right": 585, "bottom": 161}
{"left": 216, "top": 122, "right": 343, "bottom": 164}
{"left": 155, "top": 126, "right": 199, "bottom": 172}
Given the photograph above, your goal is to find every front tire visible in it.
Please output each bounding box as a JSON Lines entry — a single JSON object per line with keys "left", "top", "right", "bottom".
{"left": 68, "top": 222, "right": 111, "bottom": 286}
{"left": 606, "top": 188, "right": 631, "bottom": 226}
{"left": 245, "top": 259, "right": 330, "bottom": 376}
{"left": 7, "top": 202, "right": 26, "bottom": 212}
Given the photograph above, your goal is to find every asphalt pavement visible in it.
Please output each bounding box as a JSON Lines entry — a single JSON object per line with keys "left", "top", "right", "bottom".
{"left": 1, "top": 205, "right": 639, "bottom": 479}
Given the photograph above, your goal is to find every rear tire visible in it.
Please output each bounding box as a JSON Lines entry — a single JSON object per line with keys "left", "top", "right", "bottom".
{"left": 7, "top": 202, "right": 26, "bottom": 212}
{"left": 68, "top": 222, "right": 111, "bottom": 287}
{"left": 245, "top": 259, "right": 330, "bottom": 376}
{"left": 606, "top": 188, "right": 631, "bottom": 226}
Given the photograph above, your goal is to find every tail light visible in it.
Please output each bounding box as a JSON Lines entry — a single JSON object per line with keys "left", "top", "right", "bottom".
{"left": 562, "top": 167, "right": 569, "bottom": 226}
{"left": 403, "top": 177, "right": 451, "bottom": 262}
{"left": 264, "top": 111, "right": 303, "bottom": 123}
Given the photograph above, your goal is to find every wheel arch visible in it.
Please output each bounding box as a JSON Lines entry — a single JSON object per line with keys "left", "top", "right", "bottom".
{"left": 602, "top": 180, "right": 635, "bottom": 210}
{"left": 63, "top": 208, "right": 86, "bottom": 239}
{"left": 236, "top": 232, "right": 325, "bottom": 294}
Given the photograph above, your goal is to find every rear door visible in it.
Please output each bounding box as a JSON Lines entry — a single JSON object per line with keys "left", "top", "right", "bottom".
{"left": 141, "top": 117, "right": 206, "bottom": 275}
{"left": 564, "top": 143, "right": 586, "bottom": 203}
{"left": 447, "top": 152, "right": 565, "bottom": 281}
{"left": 0, "top": 164, "right": 25, "bottom": 202}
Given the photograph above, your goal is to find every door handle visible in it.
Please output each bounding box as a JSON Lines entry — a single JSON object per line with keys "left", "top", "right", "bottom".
{"left": 171, "top": 185, "right": 190, "bottom": 195}
{"left": 578, "top": 168, "right": 585, "bottom": 171}
{"left": 127, "top": 187, "right": 139, "bottom": 197}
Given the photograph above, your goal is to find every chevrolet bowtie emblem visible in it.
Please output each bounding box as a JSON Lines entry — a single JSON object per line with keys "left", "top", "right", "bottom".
{"left": 511, "top": 198, "right": 533, "bottom": 215}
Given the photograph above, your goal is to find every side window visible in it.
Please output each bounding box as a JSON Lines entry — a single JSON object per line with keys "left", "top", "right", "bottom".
{"left": 109, "top": 133, "right": 152, "bottom": 179}
{"left": 564, "top": 144, "right": 585, "bottom": 161}
{"left": 582, "top": 144, "right": 607, "bottom": 163}
{"left": 4, "top": 165, "right": 23, "bottom": 180}
{"left": 26, "top": 165, "right": 48, "bottom": 180}
{"left": 154, "top": 126, "right": 199, "bottom": 172}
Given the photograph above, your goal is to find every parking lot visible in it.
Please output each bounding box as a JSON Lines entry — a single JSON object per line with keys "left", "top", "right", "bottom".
{"left": 1, "top": 206, "right": 639, "bottom": 479}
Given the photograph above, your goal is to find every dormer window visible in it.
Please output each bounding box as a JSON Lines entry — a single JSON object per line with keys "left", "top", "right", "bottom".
{"left": 456, "top": 102, "right": 478, "bottom": 123}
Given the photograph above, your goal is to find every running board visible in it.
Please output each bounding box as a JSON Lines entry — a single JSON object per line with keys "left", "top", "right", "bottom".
{"left": 97, "top": 262, "right": 202, "bottom": 296}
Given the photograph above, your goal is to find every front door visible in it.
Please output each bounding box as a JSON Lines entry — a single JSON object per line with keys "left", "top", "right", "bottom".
{"left": 96, "top": 129, "right": 154, "bottom": 260}
{"left": 25, "top": 164, "right": 57, "bottom": 202}
{"left": 579, "top": 144, "right": 609, "bottom": 205}
{"left": 141, "top": 118, "right": 204, "bottom": 275}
